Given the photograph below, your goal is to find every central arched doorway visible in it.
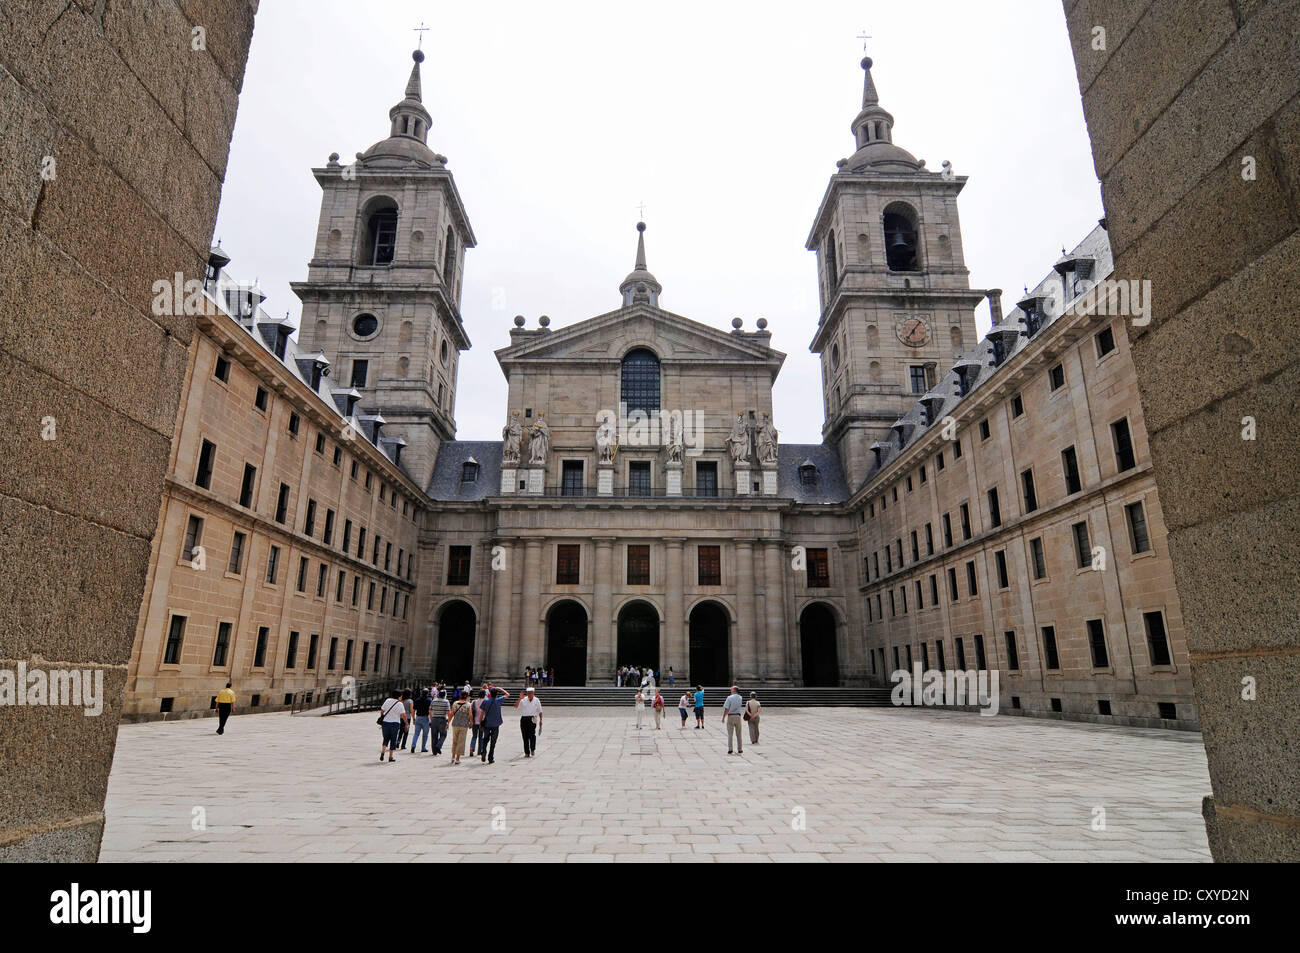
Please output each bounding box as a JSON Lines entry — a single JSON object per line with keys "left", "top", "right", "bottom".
{"left": 434, "top": 600, "right": 476, "bottom": 683}
{"left": 617, "top": 600, "right": 660, "bottom": 673}
{"left": 688, "top": 601, "right": 730, "bottom": 686}
{"left": 546, "top": 600, "right": 589, "bottom": 686}
{"left": 799, "top": 602, "right": 840, "bottom": 686}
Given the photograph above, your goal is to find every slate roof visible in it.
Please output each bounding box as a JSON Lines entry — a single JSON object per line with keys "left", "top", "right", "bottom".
{"left": 426, "top": 440, "right": 503, "bottom": 501}
{"left": 778, "top": 443, "right": 850, "bottom": 504}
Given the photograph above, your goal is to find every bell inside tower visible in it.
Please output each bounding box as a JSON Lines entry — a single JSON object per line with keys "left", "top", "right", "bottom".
{"left": 883, "top": 207, "right": 919, "bottom": 272}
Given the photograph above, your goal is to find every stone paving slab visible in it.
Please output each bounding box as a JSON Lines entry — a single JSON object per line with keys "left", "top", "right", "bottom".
{"left": 100, "top": 706, "right": 1212, "bottom": 862}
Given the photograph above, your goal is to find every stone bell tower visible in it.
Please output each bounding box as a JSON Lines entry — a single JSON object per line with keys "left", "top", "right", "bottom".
{"left": 293, "top": 46, "right": 476, "bottom": 487}
{"left": 807, "top": 52, "right": 989, "bottom": 490}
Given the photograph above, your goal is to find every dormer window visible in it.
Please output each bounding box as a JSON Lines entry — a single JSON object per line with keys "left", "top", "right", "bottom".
{"left": 461, "top": 458, "right": 479, "bottom": 483}
{"left": 798, "top": 462, "right": 819, "bottom": 487}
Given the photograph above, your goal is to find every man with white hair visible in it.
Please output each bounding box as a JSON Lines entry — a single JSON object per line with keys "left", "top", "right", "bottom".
{"left": 515, "top": 685, "right": 543, "bottom": 757}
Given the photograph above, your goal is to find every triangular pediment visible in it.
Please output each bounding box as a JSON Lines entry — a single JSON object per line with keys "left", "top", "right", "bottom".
{"left": 495, "top": 305, "right": 786, "bottom": 372}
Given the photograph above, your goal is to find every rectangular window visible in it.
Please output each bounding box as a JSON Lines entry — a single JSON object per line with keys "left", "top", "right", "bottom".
{"left": 351, "top": 576, "right": 360, "bottom": 606}
{"left": 357, "top": 527, "right": 366, "bottom": 559}
{"left": 872, "top": 552, "right": 879, "bottom": 579}
{"left": 935, "top": 641, "right": 945, "bottom": 672}
{"left": 1073, "top": 520, "right": 1092, "bottom": 569}
{"left": 1126, "top": 500, "right": 1152, "bottom": 553}
{"left": 336, "top": 569, "right": 346, "bottom": 602}
{"left": 974, "top": 633, "right": 987, "bottom": 670}
{"left": 965, "top": 560, "right": 978, "bottom": 597}
{"left": 296, "top": 556, "right": 309, "bottom": 593}
{"left": 918, "top": 466, "right": 926, "bottom": 485}
{"left": 316, "top": 563, "right": 328, "bottom": 597}
{"left": 914, "top": 579, "right": 923, "bottom": 610}
{"left": 1042, "top": 626, "right": 1060, "bottom": 670}
{"left": 1095, "top": 325, "right": 1116, "bottom": 357}
{"left": 695, "top": 461, "right": 718, "bottom": 497}
{"left": 1011, "top": 393, "right": 1024, "bottom": 418}
{"left": 936, "top": 452, "right": 945, "bottom": 471}
{"left": 447, "top": 545, "right": 471, "bottom": 585}
{"left": 910, "top": 531, "right": 919, "bottom": 562}
{"left": 959, "top": 503, "right": 972, "bottom": 540}
{"left": 697, "top": 545, "right": 721, "bottom": 586}
{"left": 304, "top": 499, "right": 317, "bottom": 536}
{"left": 987, "top": 487, "right": 1001, "bottom": 528}
{"left": 344, "top": 638, "right": 354, "bottom": 670}
{"left": 214, "top": 354, "right": 231, "bottom": 382}
{"left": 953, "top": 439, "right": 962, "bottom": 460}
{"left": 239, "top": 463, "right": 257, "bottom": 508}
{"left": 1087, "top": 619, "right": 1109, "bottom": 668}
{"left": 315, "top": 433, "right": 326, "bottom": 455}
{"left": 350, "top": 460, "right": 359, "bottom": 480}
{"left": 909, "top": 365, "right": 927, "bottom": 394}
{"left": 1062, "top": 446, "right": 1082, "bottom": 494}
{"left": 285, "top": 631, "right": 299, "bottom": 669}
{"left": 1030, "top": 537, "right": 1046, "bottom": 580}
{"left": 627, "top": 545, "right": 650, "bottom": 585}
{"left": 351, "top": 359, "right": 369, "bottom": 388}
{"left": 373, "top": 536, "right": 381, "bottom": 565}
{"left": 929, "top": 574, "right": 939, "bottom": 606}
{"left": 253, "top": 626, "right": 269, "bottom": 667}
{"left": 900, "top": 586, "right": 908, "bottom": 614}
{"left": 162, "top": 615, "right": 185, "bottom": 665}
{"left": 807, "top": 548, "right": 830, "bottom": 587}
{"left": 979, "top": 418, "right": 990, "bottom": 441}
{"left": 924, "top": 523, "right": 934, "bottom": 555}
{"left": 195, "top": 439, "right": 216, "bottom": 490}
{"left": 380, "top": 587, "right": 387, "bottom": 613}
{"left": 995, "top": 550, "right": 1009, "bottom": 589}
{"left": 182, "top": 514, "right": 204, "bottom": 563}
{"left": 343, "top": 519, "right": 353, "bottom": 553}
{"left": 947, "top": 567, "right": 958, "bottom": 601}
{"left": 275, "top": 483, "right": 290, "bottom": 523}
{"left": 885, "top": 548, "right": 892, "bottom": 573}
{"left": 877, "top": 594, "right": 883, "bottom": 621}
{"left": 364, "top": 471, "right": 372, "bottom": 491}
{"left": 307, "top": 633, "right": 319, "bottom": 670}
{"left": 888, "top": 590, "right": 896, "bottom": 617}
{"left": 1004, "top": 631, "right": 1019, "bottom": 670}
{"left": 955, "top": 637, "right": 966, "bottom": 671}
{"left": 367, "top": 581, "right": 375, "bottom": 610}
{"left": 558, "top": 460, "right": 584, "bottom": 496}
{"left": 920, "top": 642, "right": 929, "bottom": 671}
{"left": 1021, "top": 469, "right": 1038, "bottom": 513}
{"left": 333, "top": 446, "right": 342, "bottom": 467}
{"left": 266, "top": 545, "right": 280, "bottom": 584}
{"left": 1111, "top": 418, "right": 1136, "bottom": 472}
{"left": 361, "top": 642, "right": 369, "bottom": 671}
{"left": 328, "top": 637, "right": 338, "bottom": 670}
{"left": 288, "top": 412, "right": 299, "bottom": 437}
{"left": 557, "top": 544, "right": 582, "bottom": 585}
{"left": 893, "top": 646, "right": 900, "bottom": 671}
{"left": 384, "top": 542, "right": 392, "bottom": 571}
{"left": 1144, "top": 611, "right": 1172, "bottom": 666}
{"left": 895, "top": 538, "right": 903, "bottom": 566}
{"left": 942, "top": 513, "right": 953, "bottom": 548}
{"left": 1048, "top": 362, "right": 1065, "bottom": 390}
{"left": 323, "top": 509, "right": 335, "bottom": 546}
{"left": 227, "top": 531, "right": 245, "bottom": 574}
{"left": 254, "top": 386, "right": 268, "bottom": 412}
{"left": 212, "top": 621, "right": 232, "bottom": 667}
{"left": 628, "top": 460, "right": 651, "bottom": 497}
{"left": 397, "top": 550, "right": 404, "bottom": 577}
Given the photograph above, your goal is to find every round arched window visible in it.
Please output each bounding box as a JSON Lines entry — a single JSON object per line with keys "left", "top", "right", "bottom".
{"left": 352, "top": 313, "right": 379, "bottom": 337}
{"left": 440, "top": 340, "right": 449, "bottom": 364}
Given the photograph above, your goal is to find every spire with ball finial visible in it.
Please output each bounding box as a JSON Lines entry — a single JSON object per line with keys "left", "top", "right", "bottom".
{"left": 620, "top": 221, "right": 661, "bottom": 308}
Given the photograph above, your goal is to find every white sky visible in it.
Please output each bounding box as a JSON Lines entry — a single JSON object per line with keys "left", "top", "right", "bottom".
{"left": 213, "top": 0, "right": 1103, "bottom": 445}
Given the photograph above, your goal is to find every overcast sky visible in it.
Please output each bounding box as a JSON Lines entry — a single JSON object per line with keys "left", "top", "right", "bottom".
{"left": 213, "top": 0, "right": 1103, "bottom": 445}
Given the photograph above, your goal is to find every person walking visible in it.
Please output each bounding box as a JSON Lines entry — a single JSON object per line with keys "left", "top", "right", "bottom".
{"left": 693, "top": 685, "right": 705, "bottom": 729}
{"left": 721, "top": 685, "right": 745, "bottom": 754}
{"left": 745, "top": 692, "right": 762, "bottom": 745}
{"left": 667, "top": 668, "right": 675, "bottom": 687}
{"left": 516, "top": 685, "right": 543, "bottom": 757}
{"left": 678, "top": 691, "right": 690, "bottom": 729}
{"left": 410, "top": 688, "right": 433, "bottom": 753}
{"left": 429, "top": 689, "right": 451, "bottom": 756}
{"left": 396, "top": 689, "right": 413, "bottom": 750}
{"left": 634, "top": 687, "right": 646, "bottom": 729}
{"left": 468, "top": 688, "right": 485, "bottom": 758}
{"left": 215, "top": 682, "right": 235, "bottom": 734}
{"left": 652, "top": 689, "right": 665, "bottom": 729}
{"left": 378, "top": 690, "right": 407, "bottom": 762}
{"left": 448, "top": 692, "right": 473, "bottom": 764}
{"left": 479, "top": 685, "right": 510, "bottom": 763}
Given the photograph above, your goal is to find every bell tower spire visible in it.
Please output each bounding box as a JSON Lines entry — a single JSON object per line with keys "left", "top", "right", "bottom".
{"left": 619, "top": 221, "right": 662, "bottom": 308}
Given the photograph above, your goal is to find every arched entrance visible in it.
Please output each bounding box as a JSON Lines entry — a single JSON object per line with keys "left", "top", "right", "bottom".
{"left": 546, "top": 600, "right": 589, "bottom": 686}
{"left": 434, "top": 600, "right": 476, "bottom": 683}
{"left": 617, "top": 600, "right": 660, "bottom": 673}
{"left": 688, "top": 601, "right": 730, "bottom": 686}
{"left": 799, "top": 602, "right": 840, "bottom": 687}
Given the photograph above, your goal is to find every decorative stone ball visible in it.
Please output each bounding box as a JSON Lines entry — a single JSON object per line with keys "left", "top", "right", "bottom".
{"left": 514, "top": 315, "right": 525, "bottom": 327}
{"left": 732, "top": 317, "right": 743, "bottom": 329}
{"left": 836, "top": 158, "right": 849, "bottom": 169}
{"left": 539, "top": 315, "right": 551, "bottom": 327}
{"left": 756, "top": 317, "right": 768, "bottom": 330}
{"left": 413, "top": 49, "right": 425, "bottom": 63}
{"left": 328, "top": 152, "right": 340, "bottom": 163}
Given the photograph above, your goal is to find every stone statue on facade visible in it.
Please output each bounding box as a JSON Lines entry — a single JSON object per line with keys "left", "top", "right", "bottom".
{"left": 501, "top": 410, "right": 523, "bottom": 466}
{"left": 596, "top": 411, "right": 618, "bottom": 463}
{"left": 756, "top": 411, "right": 779, "bottom": 465}
{"left": 725, "top": 411, "right": 752, "bottom": 466}
{"left": 528, "top": 411, "right": 550, "bottom": 466}
{"left": 666, "top": 414, "right": 684, "bottom": 463}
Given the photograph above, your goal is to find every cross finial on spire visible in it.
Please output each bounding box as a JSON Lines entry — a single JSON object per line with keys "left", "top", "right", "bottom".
{"left": 856, "top": 29, "right": 872, "bottom": 52}
{"left": 414, "top": 22, "right": 429, "bottom": 50}
{"left": 636, "top": 201, "right": 647, "bottom": 220}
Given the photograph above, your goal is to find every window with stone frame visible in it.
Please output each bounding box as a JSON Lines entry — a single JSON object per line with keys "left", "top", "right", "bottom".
{"left": 626, "top": 545, "right": 650, "bottom": 585}
{"left": 697, "top": 545, "right": 721, "bottom": 586}
{"left": 556, "top": 544, "right": 581, "bottom": 585}
{"left": 447, "top": 545, "right": 471, "bottom": 585}
{"left": 806, "top": 548, "right": 831, "bottom": 588}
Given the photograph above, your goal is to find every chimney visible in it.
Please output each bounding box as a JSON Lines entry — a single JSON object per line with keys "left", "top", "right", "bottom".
{"left": 987, "top": 288, "right": 1003, "bottom": 326}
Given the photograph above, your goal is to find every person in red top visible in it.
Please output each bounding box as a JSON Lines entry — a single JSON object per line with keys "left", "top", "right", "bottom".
{"left": 652, "top": 689, "right": 665, "bottom": 729}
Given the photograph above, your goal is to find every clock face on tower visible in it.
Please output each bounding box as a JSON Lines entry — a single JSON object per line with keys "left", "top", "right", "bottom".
{"left": 896, "top": 316, "right": 931, "bottom": 348}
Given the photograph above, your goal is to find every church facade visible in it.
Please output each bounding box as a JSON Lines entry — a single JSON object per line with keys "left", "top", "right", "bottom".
{"left": 124, "top": 48, "right": 1195, "bottom": 729}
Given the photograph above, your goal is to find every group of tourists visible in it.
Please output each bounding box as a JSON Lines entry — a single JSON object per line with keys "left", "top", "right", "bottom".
{"left": 377, "top": 681, "right": 544, "bottom": 765}
{"left": 616, "top": 665, "right": 674, "bottom": 687}
{"left": 635, "top": 684, "right": 763, "bottom": 754}
{"left": 522, "top": 666, "right": 554, "bottom": 686}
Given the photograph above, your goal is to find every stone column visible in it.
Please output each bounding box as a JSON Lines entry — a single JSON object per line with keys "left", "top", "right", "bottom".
{"left": 590, "top": 537, "right": 615, "bottom": 683}
{"left": 664, "top": 538, "right": 686, "bottom": 677}
{"left": 838, "top": 541, "right": 864, "bottom": 684}
{"left": 486, "top": 536, "right": 514, "bottom": 679}
{"left": 518, "top": 537, "right": 543, "bottom": 675}
{"left": 763, "top": 540, "right": 791, "bottom": 681}
{"left": 735, "top": 539, "right": 757, "bottom": 681}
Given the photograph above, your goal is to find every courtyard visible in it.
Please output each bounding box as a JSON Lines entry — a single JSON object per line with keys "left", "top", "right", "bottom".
{"left": 100, "top": 706, "right": 1212, "bottom": 862}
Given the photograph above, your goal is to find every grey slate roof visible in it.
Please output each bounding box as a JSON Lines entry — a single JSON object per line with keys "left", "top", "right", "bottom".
{"left": 427, "top": 440, "right": 503, "bottom": 501}
{"left": 778, "top": 443, "right": 850, "bottom": 503}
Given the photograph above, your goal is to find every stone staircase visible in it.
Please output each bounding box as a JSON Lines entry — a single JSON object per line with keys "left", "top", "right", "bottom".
{"left": 509, "top": 685, "right": 895, "bottom": 707}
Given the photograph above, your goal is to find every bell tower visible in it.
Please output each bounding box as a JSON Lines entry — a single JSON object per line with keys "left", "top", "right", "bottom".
{"left": 807, "top": 53, "right": 990, "bottom": 490}
{"left": 293, "top": 47, "right": 476, "bottom": 488}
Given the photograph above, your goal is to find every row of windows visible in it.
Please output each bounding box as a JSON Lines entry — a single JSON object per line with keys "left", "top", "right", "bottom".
{"left": 870, "top": 610, "right": 1172, "bottom": 677}
{"left": 163, "top": 616, "right": 406, "bottom": 676}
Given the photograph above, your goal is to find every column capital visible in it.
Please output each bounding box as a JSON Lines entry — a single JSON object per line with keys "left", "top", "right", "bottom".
{"left": 734, "top": 537, "right": 756, "bottom": 549}
{"left": 592, "top": 535, "right": 617, "bottom": 547}
{"left": 662, "top": 537, "right": 687, "bottom": 546}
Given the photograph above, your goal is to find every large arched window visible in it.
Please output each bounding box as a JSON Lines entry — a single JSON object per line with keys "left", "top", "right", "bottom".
{"left": 882, "top": 201, "right": 920, "bottom": 272}
{"left": 620, "top": 348, "right": 660, "bottom": 417}
{"left": 359, "top": 198, "right": 398, "bottom": 266}
{"left": 442, "top": 226, "right": 456, "bottom": 288}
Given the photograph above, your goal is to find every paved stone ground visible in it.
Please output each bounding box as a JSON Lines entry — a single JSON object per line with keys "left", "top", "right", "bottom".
{"left": 101, "top": 707, "right": 1212, "bottom": 862}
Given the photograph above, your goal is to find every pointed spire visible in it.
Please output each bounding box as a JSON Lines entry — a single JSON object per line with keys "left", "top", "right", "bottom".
{"left": 842, "top": 51, "right": 922, "bottom": 174}
{"left": 405, "top": 49, "right": 424, "bottom": 102}
{"left": 860, "top": 55, "right": 879, "bottom": 107}
{"left": 620, "top": 221, "right": 662, "bottom": 308}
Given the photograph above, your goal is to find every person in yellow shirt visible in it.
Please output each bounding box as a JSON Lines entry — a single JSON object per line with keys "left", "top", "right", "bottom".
{"left": 216, "top": 683, "right": 236, "bottom": 735}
